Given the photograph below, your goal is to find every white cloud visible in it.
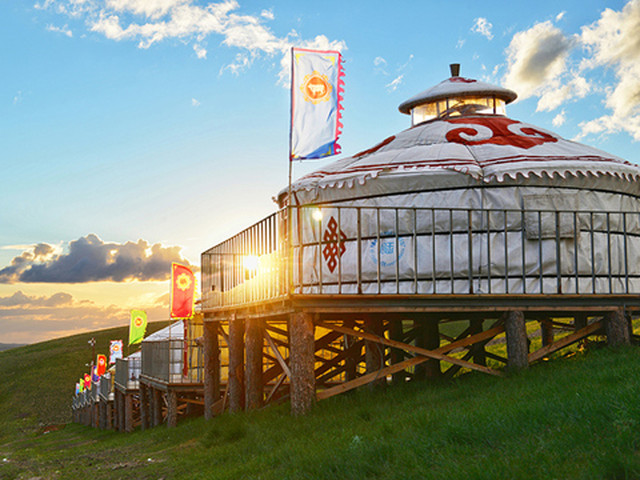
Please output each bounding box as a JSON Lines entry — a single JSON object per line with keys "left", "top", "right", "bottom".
{"left": 577, "top": 0, "right": 640, "bottom": 140}
{"left": 556, "top": 11, "right": 566, "bottom": 22}
{"left": 503, "top": 20, "right": 574, "bottom": 101}
{"left": 13, "top": 91, "right": 23, "bottom": 105}
{"left": 456, "top": 38, "right": 465, "bottom": 49}
{"left": 191, "top": 97, "right": 200, "bottom": 106}
{"left": 374, "top": 56, "right": 386, "bottom": 67}
{"left": 193, "top": 43, "right": 207, "bottom": 58}
{"left": 36, "top": 0, "right": 346, "bottom": 82}
{"left": 552, "top": 110, "right": 566, "bottom": 126}
{"left": 471, "top": 17, "right": 493, "bottom": 40}
{"left": 386, "top": 74, "right": 403, "bottom": 92}
{"left": 46, "top": 23, "right": 73, "bottom": 37}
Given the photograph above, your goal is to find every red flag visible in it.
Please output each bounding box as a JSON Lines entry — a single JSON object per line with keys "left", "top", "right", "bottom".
{"left": 96, "top": 354, "right": 107, "bottom": 376}
{"left": 84, "top": 373, "right": 91, "bottom": 390}
{"left": 171, "top": 263, "right": 195, "bottom": 318}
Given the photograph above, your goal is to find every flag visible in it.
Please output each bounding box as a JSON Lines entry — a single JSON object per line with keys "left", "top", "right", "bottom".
{"left": 96, "top": 354, "right": 107, "bottom": 376}
{"left": 129, "top": 310, "right": 147, "bottom": 345}
{"left": 109, "top": 340, "right": 123, "bottom": 364}
{"left": 91, "top": 365, "right": 99, "bottom": 383}
{"left": 79, "top": 378, "right": 84, "bottom": 392}
{"left": 170, "top": 263, "right": 195, "bottom": 318}
{"left": 290, "top": 47, "right": 344, "bottom": 160}
{"left": 75, "top": 382, "right": 80, "bottom": 395}
{"left": 84, "top": 373, "right": 91, "bottom": 390}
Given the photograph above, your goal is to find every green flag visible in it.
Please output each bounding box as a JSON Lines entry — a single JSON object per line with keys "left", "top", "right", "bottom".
{"left": 129, "top": 310, "right": 147, "bottom": 345}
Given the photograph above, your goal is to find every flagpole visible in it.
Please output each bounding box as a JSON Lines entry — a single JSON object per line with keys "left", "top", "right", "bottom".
{"left": 288, "top": 46, "right": 294, "bottom": 205}
{"left": 287, "top": 46, "right": 294, "bottom": 296}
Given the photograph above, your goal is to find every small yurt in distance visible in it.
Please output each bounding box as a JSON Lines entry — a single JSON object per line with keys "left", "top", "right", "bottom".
{"left": 279, "top": 65, "right": 640, "bottom": 296}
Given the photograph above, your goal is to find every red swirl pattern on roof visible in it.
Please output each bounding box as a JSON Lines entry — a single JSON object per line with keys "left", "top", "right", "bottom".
{"left": 445, "top": 117, "right": 558, "bottom": 149}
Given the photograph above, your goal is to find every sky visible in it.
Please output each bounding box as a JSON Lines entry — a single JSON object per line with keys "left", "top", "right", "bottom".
{"left": 2, "top": 0, "right": 640, "bottom": 344}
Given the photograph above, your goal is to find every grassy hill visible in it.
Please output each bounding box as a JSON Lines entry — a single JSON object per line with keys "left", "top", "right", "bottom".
{"left": 1, "top": 326, "right": 640, "bottom": 479}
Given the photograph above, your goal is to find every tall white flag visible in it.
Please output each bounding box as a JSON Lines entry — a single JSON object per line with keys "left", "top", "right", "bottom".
{"left": 290, "top": 48, "right": 344, "bottom": 160}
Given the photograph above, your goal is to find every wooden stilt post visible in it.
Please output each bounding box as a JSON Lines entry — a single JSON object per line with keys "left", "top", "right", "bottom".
{"left": 152, "top": 388, "right": 163, "bottom": 427}
{"left": 469, "top": 319, "right": 486, "bottom": 366}
{"left": 228, "top": 313, "right": 245, "bottom": 412}
{"left": 389, "top": 318, "right": 405, "bottom": 385}
{"left": 364, "top": 315, "right": 386, "bottom": 389}
{"left": 139, "top": 383, "right": 149, "bottom": 430}
{"left": 289, "top": 312, "right": 315, "bottom": 416}
{"left": 245, "top": 318, "right": 264, "bottom": 410}
{"left": 203, "top": 318, "right": 221, "bottom": 420}
{"left": 575, "top": 314, "right": 587, "bottom": 331}
{"left": 117, "top": 391, "right": 124, "bottom": 432}
{"left": 505, "top": 310, "right": 528, "bottom": 372}
{"left": 124, "top": 393, "right": 133, "bottom": 433}
{"left": 541, "top": 318, "right": 554, "bottom": 347}
{"left": 167, "top": 390, "right": 178, "bottom": 428}
{"left": 606, "top": 308, "right": 630, "bottom": 347}
{"left": 107, "top": 400, "right": 113, "bottom": 429}
{"left": 414, "top": 318, "right": 441, "bottom": 380}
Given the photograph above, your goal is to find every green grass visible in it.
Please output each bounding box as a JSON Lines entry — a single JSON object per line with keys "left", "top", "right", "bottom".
{"left": 2, "top": 326, "right": 640, "bottom": 479}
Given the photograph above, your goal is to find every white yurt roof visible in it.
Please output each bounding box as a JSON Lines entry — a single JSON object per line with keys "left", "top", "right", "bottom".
{"left": 126, "top": 350, "right": 141, "bottom": 360}
{"left": 281, "top": 71, "right": 640, "bottom": 206}
{"left": 143, "top": 320, "right": 184, "bottom": 342}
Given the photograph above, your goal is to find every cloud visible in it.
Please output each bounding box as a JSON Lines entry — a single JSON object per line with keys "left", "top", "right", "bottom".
{"left": 471, "top": 17, "right": 493, "bottom": 40}
{"left": 13, "top": 91, "right": 23, "bottom": 105}
{"left": 503, "top": 21, "right": 574, "bottom": 101}
{"left": 577, "top": 0, "right": 640, "bottom": 140}
{"left": 46, "top": 23, "right": 73, "bottom": 37}
{"left": 37, "top": 0, "right": 346, "bottom": 82}
{"left": 0, "top": 290, "right": 169, "bottom": 343}
{"left": 386, "top": 74, "right": 404, "bottom": 92}
{"left": 556, "top": 11, "right": 566, "bottom": 22}
{"left": 191, "top": 97, "right": 200, "bottom": 106}
{"left": 0, "top": 234, "right": 191, "bottom": 284}
{"left": 552, "top": 110, "right": 566, "bottom": 127}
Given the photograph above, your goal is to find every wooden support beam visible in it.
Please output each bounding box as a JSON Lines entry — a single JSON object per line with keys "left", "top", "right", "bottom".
{"left": 289, "top": 312, "right": 316, "bottom": 416}
{"left": 264, "top": 330, "right": 291, "bottom": 379}
{"left": 317, "top": 356, "right": 430, "bottom": 401}
{"left": 315, "top": 321, "right": 503, "bottom": 377}
{"left": 505, "top": 310, "right": 528, "bottom": 372}
{"left": 228, "top": 314, "right": 245, "bottom": 413}
{"left": 203, "top": 319, "right": 221, "bottom": 420}
{"left": 528, "top": 321, "right": 603, "bottom": 363}
{"left": 606, "top": 308, "right": 630, "bottom": 347}
{"left": 245, "top": 318, "right": 264, "bottom": 410}
{"left": 343, "top": 319, "right": 360, "bottom": 382}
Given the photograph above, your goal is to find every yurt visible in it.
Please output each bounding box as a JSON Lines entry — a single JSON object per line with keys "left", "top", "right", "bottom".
{"left": 278, "top": 66, "right": 640, "bottom": 297}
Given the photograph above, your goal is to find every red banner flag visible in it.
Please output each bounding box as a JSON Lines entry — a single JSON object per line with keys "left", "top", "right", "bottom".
{"left": 96, "top": 354, "right": 107, "bottom": 376}
{"left": 171, "top": 263, "right": 195, "bottom": 318}
{"left": 84, "top": 373, "right": 91, "bottom": 390}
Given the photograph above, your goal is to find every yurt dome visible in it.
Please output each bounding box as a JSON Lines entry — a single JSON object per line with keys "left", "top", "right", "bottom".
{"left": 278, "top": 66, "right": 640, "bottom": 296}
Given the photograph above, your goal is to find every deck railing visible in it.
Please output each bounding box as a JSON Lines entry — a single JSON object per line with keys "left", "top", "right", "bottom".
{"left": 140, "top": 317, "right": 204, "bottom": 384}
{"left": 201, "top": 206, "right": 640, "bottom": 308}
{"left": 114, "top": 356, "right": 141, "bottom": 390}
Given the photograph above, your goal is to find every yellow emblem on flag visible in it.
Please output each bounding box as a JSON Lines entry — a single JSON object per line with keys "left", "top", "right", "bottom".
{"left": 176, "top": 273, "right": 192, "bottom": 291}
{"left": 300, "top": 71, "right": 332, "bottom": 104}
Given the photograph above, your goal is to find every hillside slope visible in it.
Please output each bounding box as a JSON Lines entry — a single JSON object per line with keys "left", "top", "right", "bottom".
{"left": 1, "top": 327, "right": 640, "bottom": 479}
